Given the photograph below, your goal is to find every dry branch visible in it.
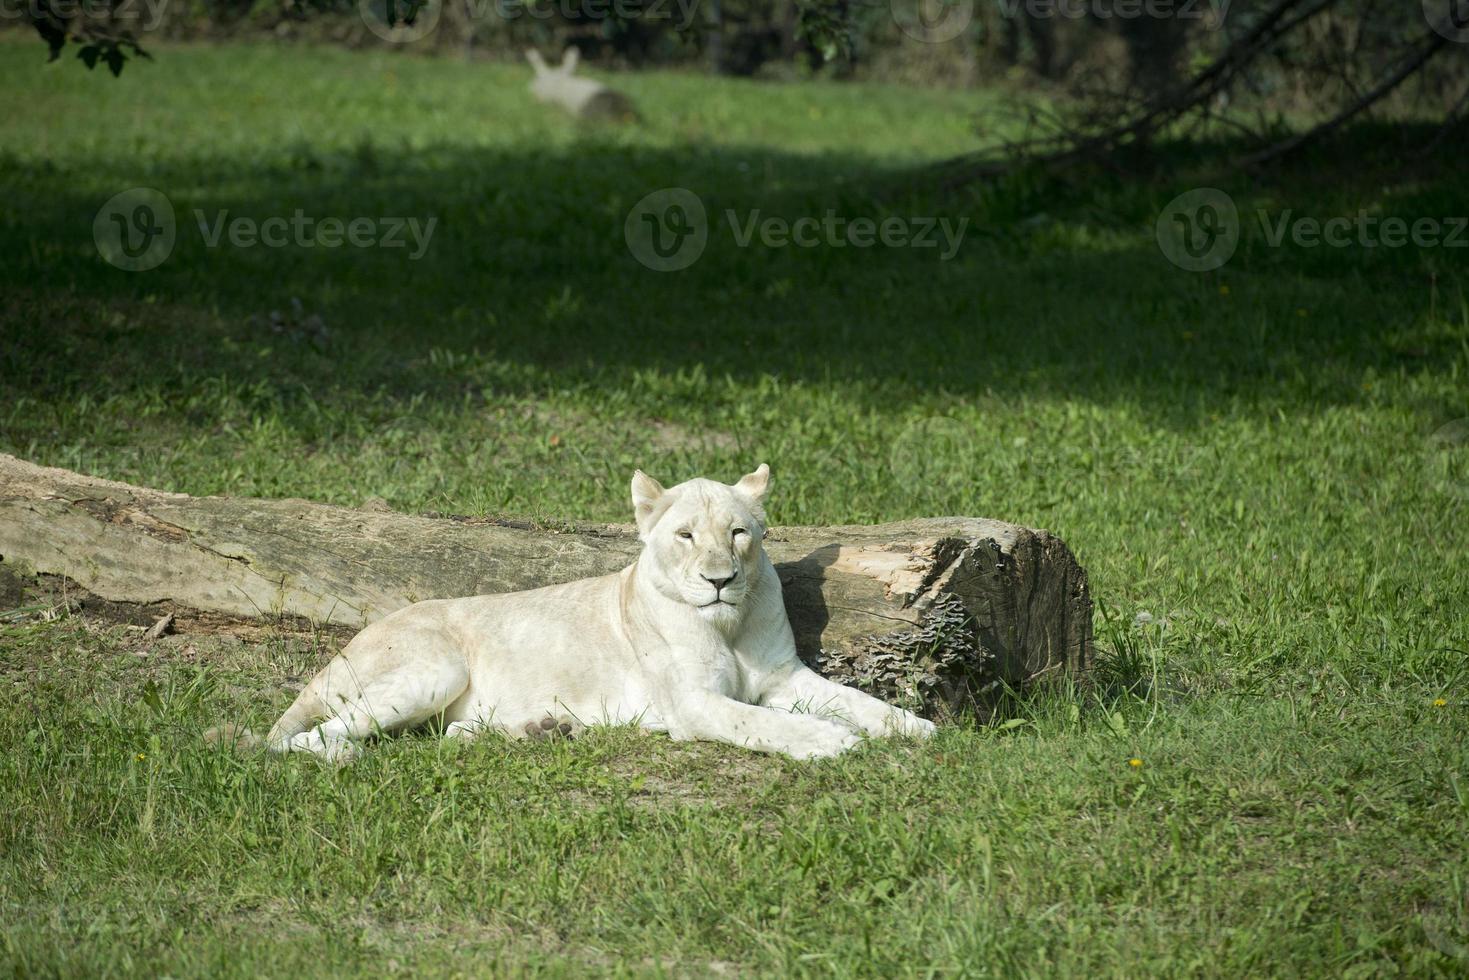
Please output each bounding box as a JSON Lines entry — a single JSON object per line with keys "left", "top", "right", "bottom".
{"left": 0, "top": 454, "right": 1092, "bottom": 717}
{"left": 1237, "top": 28, "right": 1452, "bottom": 167}
{"left": 925, "top": 0, "right": 1378, "bottom": 187}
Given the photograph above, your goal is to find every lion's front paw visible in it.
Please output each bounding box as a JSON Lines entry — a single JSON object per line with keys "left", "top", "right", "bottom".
{"left": 787, "top": 721, "right": 863, "bottom": 761}
{"left": 521, "top": 713, "right": 584, "bottom": 742}
{"left": 879, "top": 710, "right": 936, "bottom": 739}
{"left": 906, "top": 715, "right": 938, "bottom": 738}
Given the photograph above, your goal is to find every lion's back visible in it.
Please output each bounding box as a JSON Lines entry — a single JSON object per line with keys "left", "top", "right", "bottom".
{"left": 439, "top": 570, "right": 649, "bottom": 724}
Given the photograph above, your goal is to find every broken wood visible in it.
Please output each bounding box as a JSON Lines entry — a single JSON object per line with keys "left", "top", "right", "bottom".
{"left": 0, "top": 453, "right": 1092, "bottom": 718}
{"left": 142, "top": 611, "right": 175, "bottom": 641}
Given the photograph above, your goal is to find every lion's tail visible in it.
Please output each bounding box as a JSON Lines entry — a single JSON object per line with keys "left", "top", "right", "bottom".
{"left": 204, "top": 683, "right": 325, "bottom": 754}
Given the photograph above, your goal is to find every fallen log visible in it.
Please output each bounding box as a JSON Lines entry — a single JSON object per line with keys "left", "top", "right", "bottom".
{"left": 0, "top": 454, "right": 1092, "bottom": 718}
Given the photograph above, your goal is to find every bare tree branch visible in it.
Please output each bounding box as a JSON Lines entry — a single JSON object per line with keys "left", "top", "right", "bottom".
{"left": 1237, "top": 28, "right": 1452, "bottom": 167}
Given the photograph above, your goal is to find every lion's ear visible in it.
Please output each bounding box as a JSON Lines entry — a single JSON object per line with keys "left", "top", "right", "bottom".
{"left": 734, "top": 463, "right": 770, "bottom": 504}
{"left": 631, "top": 469, "right": 665, "bottom": 532}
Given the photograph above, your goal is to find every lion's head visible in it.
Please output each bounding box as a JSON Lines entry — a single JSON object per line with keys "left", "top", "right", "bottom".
{"left": 630, "top": 464, "right": 771, "bottom": 627}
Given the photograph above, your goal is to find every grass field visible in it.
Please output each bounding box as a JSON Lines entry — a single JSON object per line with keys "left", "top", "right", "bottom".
{"left": 2, "top": 36, "right": 1468, "bottom": 976}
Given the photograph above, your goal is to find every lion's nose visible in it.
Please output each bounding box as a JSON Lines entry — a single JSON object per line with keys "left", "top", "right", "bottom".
{"left": 703, "top": 572, "right": 736, "bottom": 592}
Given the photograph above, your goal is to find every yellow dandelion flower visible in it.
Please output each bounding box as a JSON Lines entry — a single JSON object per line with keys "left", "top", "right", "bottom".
{"left": 1296, "top": 308, "right": 1308, "bottom": 317}
{"left": 1218, "top": 285, "right": 1230, "bottom": 296}
{"left": 1433, "top": 698, "right": 1447, "bottom": 707}
{"left": 1128, "top": 758, "right": 1143, "bottom": 768}
{"left": 135, "top": 753, "right": 146, "bottom": 761}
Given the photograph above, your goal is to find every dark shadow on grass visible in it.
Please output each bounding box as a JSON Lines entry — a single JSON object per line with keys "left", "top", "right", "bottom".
{"left": 2, "top": 123, "right": 1466, "bottom": 432}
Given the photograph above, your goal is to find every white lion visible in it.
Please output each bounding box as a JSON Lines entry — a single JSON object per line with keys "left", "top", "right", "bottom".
{"left": 230, "top": 465, "right": 935, "bottom": 762}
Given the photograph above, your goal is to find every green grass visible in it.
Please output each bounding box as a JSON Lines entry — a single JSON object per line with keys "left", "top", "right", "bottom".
{"left": 2, "top": 36, "right": 1468, "bottom": 976}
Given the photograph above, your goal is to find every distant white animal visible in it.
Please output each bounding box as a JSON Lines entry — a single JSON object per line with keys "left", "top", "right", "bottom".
{"left": 525, "top": 46, "right": 638, "bottom": 122}
{"left": 216, "top": 465, "right": 934, "bottom": 762}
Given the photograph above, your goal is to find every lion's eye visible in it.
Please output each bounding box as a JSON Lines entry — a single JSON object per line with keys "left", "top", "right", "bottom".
{"left": 676, "top": 530, "right": 693, "bottom": 541}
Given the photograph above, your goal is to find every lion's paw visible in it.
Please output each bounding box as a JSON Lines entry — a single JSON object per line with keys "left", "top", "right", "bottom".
{"left": 873, "top": 709, "right": 936, "bottom": 739}
{"left": 903, "top": 714, "right": 938, "bottom": 739}
{"left": 788, "top": 722, "right": 863, "bottom": 761}
{"left": 521, "top": 713, "right": 584, "bottom": 742}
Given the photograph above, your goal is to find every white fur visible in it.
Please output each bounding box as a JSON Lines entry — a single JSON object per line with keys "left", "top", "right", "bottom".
{"left": 256, "top": 465, "right": 935, "bottom": 762}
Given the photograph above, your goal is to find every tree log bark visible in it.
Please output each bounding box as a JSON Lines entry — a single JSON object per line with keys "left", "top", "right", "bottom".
{"left": 0, "top": 454, "right": 1092, "bottom": 718}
